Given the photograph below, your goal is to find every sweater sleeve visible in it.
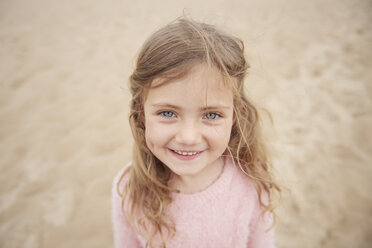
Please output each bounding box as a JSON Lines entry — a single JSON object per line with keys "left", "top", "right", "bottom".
{"left": 246, "top": 195, "right": 276, "bottom": 248}
{"left": 111, "top": 168, "right": 141, "bottom": 248}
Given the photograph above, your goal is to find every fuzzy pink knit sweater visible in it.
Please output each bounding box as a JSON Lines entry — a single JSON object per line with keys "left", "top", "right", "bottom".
{"left": 112, "top": 158, "right": 276, "bottom": 248}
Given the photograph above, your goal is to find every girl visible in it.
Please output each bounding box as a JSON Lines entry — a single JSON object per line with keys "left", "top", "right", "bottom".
{"left": 112, "top": 17, "right": 281, "bottom": 248}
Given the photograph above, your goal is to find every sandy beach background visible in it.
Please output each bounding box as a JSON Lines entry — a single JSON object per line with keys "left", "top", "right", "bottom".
{"left": 1, "top": 0, "right": 371, "bottom": 247}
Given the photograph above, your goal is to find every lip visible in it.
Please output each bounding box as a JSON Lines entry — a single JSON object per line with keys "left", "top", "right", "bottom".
{"left": 168, "top": 149, "right": 204, "bottom": 161}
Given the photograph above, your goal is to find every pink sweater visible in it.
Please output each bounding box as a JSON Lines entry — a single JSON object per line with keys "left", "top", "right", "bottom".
{"left": 112, "top": 158, "right": 276, "bottom": 248}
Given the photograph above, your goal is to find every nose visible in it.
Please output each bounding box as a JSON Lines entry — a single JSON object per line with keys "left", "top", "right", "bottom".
{"left": 175, "top": 121, "right": 202, "bottom": 146}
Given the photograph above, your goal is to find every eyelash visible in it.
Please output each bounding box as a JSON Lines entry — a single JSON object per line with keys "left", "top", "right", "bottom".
{"left": 160, "top": 111, "right": 176, "bottom": 118}
{"left": 203, "top": 112, "right": 221, "bottom": 120}
{"left": 158, "top": 111, "right": 221, "bottom": 120}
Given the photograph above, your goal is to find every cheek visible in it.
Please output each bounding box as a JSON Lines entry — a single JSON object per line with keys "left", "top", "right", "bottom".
{"left": 144, "top": 128, "right": 154, "bottom": 151}
{"left": 144, "top": 118, "right": 169, "bottom": 150}
{"left": 223, "top": 120, "right": 234, "bottom": 146}
{"left": 144, "top": 119, "right": 156, "bottom": 150}
{"left": 208, "top": 121, "right": 233, "bottom": 148}
{"left": 221, "top": 125, "right": 233, "bottom": 146}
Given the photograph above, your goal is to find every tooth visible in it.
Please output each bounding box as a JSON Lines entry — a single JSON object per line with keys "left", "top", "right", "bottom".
{"left": 173, "top": 150, "right": 199, "bottom": 156}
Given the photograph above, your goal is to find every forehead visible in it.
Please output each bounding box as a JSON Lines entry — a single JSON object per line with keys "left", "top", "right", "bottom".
{"left": 145, "top": 65, "right": 233, "bottom": 107}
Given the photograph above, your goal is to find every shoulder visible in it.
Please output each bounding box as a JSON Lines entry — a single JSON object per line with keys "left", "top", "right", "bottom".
{"left": 228, "top": 159, "right": 259, "bottom": 200}
{"left": 111, "top": 162, "right": 134, "bottom": 219}
{"left": 228, "top": 160, "right": 275, "bottom": 241}
{"left": 226, "top": 158, "right": 270, "bottom": 219}
{"left": 111, "top": 163, "right": 143, "bottom": 247}
{"left": 112, "top": 162, "right": 132, "bottom": 195}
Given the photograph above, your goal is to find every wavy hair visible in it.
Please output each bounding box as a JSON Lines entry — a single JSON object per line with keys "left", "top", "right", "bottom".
{"left": 117, "top": 17, "right": 281, "bottom": 247}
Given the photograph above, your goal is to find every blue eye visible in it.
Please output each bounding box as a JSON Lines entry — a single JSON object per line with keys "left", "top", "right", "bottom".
{"left": 160, "top": 111, "right": 175, "bottom": 118}
{"left": 204, "top": 112, "right": 220, "bottom": 120}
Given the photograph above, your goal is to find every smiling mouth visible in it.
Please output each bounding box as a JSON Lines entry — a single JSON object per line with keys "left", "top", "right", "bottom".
{"left": 171, "top": 149, "right": 202, "bottom": 156}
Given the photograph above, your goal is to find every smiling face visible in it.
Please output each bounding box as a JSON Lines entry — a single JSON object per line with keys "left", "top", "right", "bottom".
{"left": 143, "top": 64, "right": 234, "bottom": 192}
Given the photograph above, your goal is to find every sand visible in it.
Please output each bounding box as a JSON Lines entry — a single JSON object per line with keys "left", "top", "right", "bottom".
{"left": 0, "top": 0, "right": 371, "bottom": 247}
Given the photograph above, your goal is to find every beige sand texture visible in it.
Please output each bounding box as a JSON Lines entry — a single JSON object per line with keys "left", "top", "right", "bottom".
{"left": 1, "top": 0, "right": 371, "bottom": 247}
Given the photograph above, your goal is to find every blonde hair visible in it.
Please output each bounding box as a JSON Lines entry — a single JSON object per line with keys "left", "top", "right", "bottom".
{"left": 118, "top": 17, "right": 281, "bottom": 247}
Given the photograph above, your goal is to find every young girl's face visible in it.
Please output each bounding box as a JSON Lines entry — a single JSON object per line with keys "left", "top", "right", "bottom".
{"left": 143, "top": 64, "right": 234, "bottom": 187}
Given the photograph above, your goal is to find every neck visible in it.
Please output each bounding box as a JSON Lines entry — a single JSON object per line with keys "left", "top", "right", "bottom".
{"left": 169, "top": 157, "right": 225, "bottom": 194}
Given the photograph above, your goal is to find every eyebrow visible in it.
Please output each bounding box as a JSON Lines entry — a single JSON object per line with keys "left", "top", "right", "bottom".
{"left": 151, "top": 103, "right": 231, "bottom": 111}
